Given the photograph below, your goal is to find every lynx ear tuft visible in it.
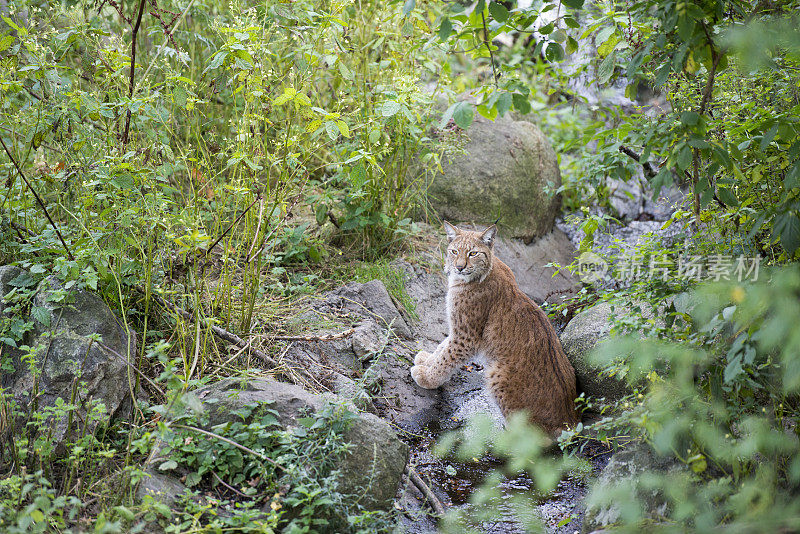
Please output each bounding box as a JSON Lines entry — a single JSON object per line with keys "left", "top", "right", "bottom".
{"left": 480, "top": 225, "right": 497, "bottom": 247}
{"left": 443, "top": 221, "right": 460, "bottom": 242}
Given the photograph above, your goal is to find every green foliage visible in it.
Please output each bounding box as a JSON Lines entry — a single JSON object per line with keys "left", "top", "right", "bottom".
{"left": 0, "top": 389, "right": 125, "bottom": 533}
{"left": 350, "top": 259, "right": 418, "bottom": 321}
{"left": 566, "top": 266, "right": 800, "bottom": 531}
{"left": 141, "top": 399, "right": 393, "bottom": 533}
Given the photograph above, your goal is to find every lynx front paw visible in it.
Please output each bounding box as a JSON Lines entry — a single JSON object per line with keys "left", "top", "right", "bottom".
{"left": 410, "top": 365, "right": 438, "bottom": 389}
{"left": 414, "top": 350, "right": 434, "bottom": 366}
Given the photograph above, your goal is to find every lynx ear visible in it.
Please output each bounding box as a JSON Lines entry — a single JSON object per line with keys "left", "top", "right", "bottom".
{"left": 480, "top": 225, "right": 497, "bottom": 248}
{"left": 443, "top": 221, "right": 460, "bottom": 242}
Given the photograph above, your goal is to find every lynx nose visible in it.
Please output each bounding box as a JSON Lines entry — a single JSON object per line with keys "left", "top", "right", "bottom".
{"left": 456, "top": 263, "right": 467, "bottom": 272}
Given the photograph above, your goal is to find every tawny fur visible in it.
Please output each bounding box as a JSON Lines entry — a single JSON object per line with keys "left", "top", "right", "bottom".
{"left": 410, "top": 222, "right": 578, "bottom": 435}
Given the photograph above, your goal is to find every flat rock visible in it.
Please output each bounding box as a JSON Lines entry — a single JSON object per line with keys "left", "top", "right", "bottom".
{"left": 493, "top": 229, "right": 578, "bottom": 303}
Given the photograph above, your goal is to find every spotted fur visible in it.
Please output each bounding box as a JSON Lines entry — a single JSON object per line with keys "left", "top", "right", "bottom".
{"left": 410, "top": 222, "right": 578, "bottom": 435}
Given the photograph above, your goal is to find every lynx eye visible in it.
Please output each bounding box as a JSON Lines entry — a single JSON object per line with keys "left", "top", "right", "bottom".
{"left": 449, "top": 249, "right": 457, "bottom": 255}
{"left": 468, "top": 251, "right": 479, "bottom": 257}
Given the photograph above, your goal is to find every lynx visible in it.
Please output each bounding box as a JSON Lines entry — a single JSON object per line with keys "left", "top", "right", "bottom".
{"left": 410, "top": 222, "right": 578, "bottom": 435}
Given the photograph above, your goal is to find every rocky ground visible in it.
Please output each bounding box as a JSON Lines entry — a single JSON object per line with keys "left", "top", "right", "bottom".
{"left": 0, "top": 92, "right": 693, "bottom": 532}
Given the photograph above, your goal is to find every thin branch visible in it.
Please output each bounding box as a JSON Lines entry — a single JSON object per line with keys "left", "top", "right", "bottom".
{"left": 698, "top": 23, "right": 724, "bottom": 116}
{"left": 269, "top": 329, "right": 354, "bottom": 342}
{"left": 96, "top": 340, "right": 166, "bottom": 397}
{"left": 172, "top": 424, "right": 281, "bottom": 467}
{"left": 0, "top": 136, "right": 74, "bottom": 260}
{"left": 0, "top": 125, "right": 62, "bottom": 154}
{"left": 480, "top": 11, "right": 499, "bottom": 87}
{"left": 245, "top": 196, "right": 266, "bottom": 259}
{"left": 211, "top": 470, "right": 251, "bottom": 498}
{"left": 405, "top": 466, "right": 446, "bottom": 516}
{"left": 121, "top": 0, "right": 147, "bottom": 146}
{"left": 618, "top": 145, "right": 656, "bottom": 179}
{"left": 139, "top": 287, "right": 279, "bottom": 368}
{"left": 205, "top": 194, "right": 261, "bottom": 257}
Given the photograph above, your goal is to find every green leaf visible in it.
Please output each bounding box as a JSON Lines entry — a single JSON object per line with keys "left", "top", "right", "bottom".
{"left": 773, "top": 211, "right": 800, "bottom": 255}
{"left": 315, "top": 203, "right": 328, "bottom": 226}
{"left": 438, "top": 17, "right": 452, "bottom": 41}
{"left": 31, "top": 306, "right": 50, "bottom": 328}
{"left": 273, "top": 87, "right": 295, "bottom": 106}
{"left": 337, "top": 62, "right": 353, "bottom": 80}
{"left": 597, "top": 50, "right": 616, "bottom": 84}
{"left": 680, "top": 111, "right": 700, "bottom": 126}
{"left": 545, "top": 42, "right": 564, "bottom": 62}
{"left": 717, "top": 187, "right": 738, "bottom": 207}
{"left": 368, "top": 128, "right": 381, "bottom": 144}
{"left": 174, "top": 85, "right": 187, "bottom": 108}
{"left": 452, "top": 101, "right": 474, "bottom": 129}
{"left": 325, "top": 120, "right": 339, "bottom": 140}
{"left": 760, "top": 124, "right": 778, "bottom": 151}
{"left": 677, "top": 145, "right": 692, "bottom": 171}
{"left": 488, "top": 2, "right": 508, "bottom": 22}
{"left": 595, "top": 26, "right": 615, "bottom": 47}
{"left": 439, "top": 102, "right": 457, "bottom": 129}
{"left": 402, "top": 0, "right": 415, "bottom": 17}
{"left": 552, "top": 29, "right": 567, "bottom": 43}
{"left": 381, "top": 100, "right": 401, "bottom": 117}
{"left": 784, "top": 160, "right": 800, "bottom": 189}
{"left": 566, "top": 36, "right": 579, "bottom": 54}
{"left": 512, "top": 92, "right": 531, "bottom": 114}
{"left": 477, "top": 103, "right": 498, "bottom": 121}
{"left": 112, "top": 506, "right": 136, "bottom": 521}
{"left": 158, "top": 460, "right": 178, "bottom": 471}
{"left": 597, "top": 32, "right": 620, "bottom": 57}
{"left": 336, "top": 120, "right": 350, "bottom": 138}
{"left": 203, "top": 51, "right": 227, "bottom": 74}
{"left": 2, "top": 16, "right": 26, "bottom": 36}
{"left": 495, "top": 92, "right": 512, "bottom": 116}
{"left": 677, "top": 15, "right": 695, "bottom": 40}
{"left": 562, "top": 0, "right": 584, "bottom": 8}
{"left": 0, "top": 34, "right": 14, "bottom": 52}
{"left": 724, "top": 355, "right": 743, "bottom": 383}
{"left": 184, "top": 472, "right": 202, "bottom": 487}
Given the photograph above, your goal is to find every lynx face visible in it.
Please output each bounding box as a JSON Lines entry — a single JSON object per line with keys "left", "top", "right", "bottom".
{"left": 443, "top": 221, "right": 496, "bottom": 284}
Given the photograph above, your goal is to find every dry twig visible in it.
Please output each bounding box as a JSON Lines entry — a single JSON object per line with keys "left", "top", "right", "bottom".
{"left": 405, "top": 465, "right": 446, "bottom": 516}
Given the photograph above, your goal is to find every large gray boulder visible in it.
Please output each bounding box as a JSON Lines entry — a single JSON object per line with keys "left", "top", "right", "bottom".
{"left": 559, "top": 302, "right": 630, "bottom": 401}
{"left": 427, "top": 113, "right": 562, "bottom": 243}
{"left": 582, "top": 443, "right": 681, "bottom": 533}
{"left": 1, "top": 270, "right": 135, "bottom": 437}
{"left": 143, "top": 378, "right": 408, "bottom": 511}
{"left": 492, "top": 229, "right": 578, "bottom": 303}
